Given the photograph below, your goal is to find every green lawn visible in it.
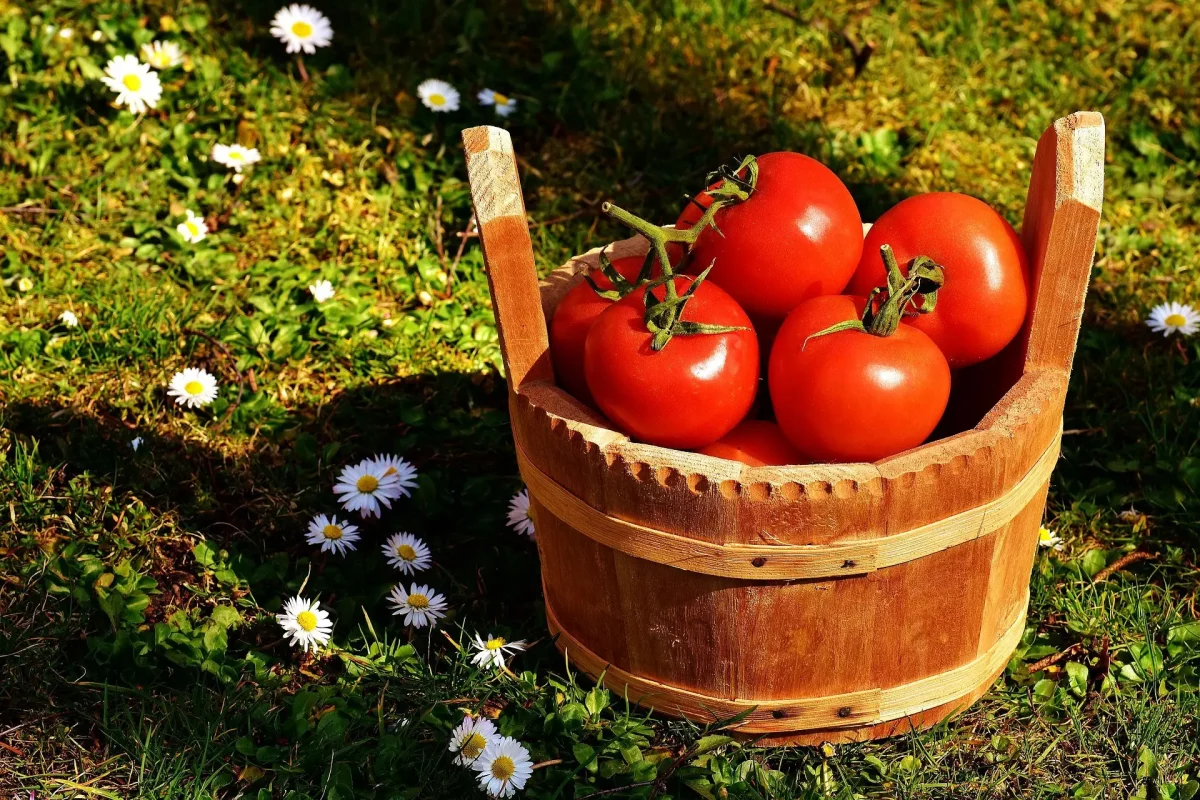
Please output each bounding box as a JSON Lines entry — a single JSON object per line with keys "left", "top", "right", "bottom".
{"left": 3, "top": 0, "right": 1200, "bottom": 797}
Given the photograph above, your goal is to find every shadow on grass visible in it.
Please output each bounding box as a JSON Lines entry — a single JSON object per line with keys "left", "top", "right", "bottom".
{"left": 208, "top": 0, "right": 915, "bottom": 226}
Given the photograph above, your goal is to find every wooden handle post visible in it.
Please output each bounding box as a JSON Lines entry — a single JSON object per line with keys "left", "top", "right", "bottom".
{"left": 462, "top": 126, "right": 554, "bottom": 391}
{"left": 1018, "top": 111, "right": 1105, "bottom": 376}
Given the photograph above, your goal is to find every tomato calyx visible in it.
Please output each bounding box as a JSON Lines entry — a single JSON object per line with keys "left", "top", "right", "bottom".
{"left": 806, "top": 244, "right": 945, "bottom": 346}
{"left": 598, "top": 156, "right": 760, "bottom": 351}
{"left": 583, "top": 249, "right": 657, "bottom": 302}
{"left": 703, "top": 154, "right": 760, "bottom": 204}
{"left": 640, "top": 264, "right": 747, "bottom": 350}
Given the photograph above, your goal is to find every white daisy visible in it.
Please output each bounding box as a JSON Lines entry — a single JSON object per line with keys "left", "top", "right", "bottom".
{"left": 506, "top": 489, "right": 535, "bottom": 538}
{"left": 16, "top": 277, "right": 33, "bottom": 292}
{"left": 99, "top": 54, "right": 162, "bottom": 114}
{"left": 477, "top": 88, "right": 518, "bottom": 118}
{"left": 371, "top": 455, "right": 419, "bottom": 498}
{"left": 59, "top": 310, "right": 79, "bottom": 328}
{"left": 473, "top": 736, "right": 534, "bottom": 798}
{"left": 210, "top": 143, "right": 261, "bottom": 173}
{"left": 308, "top": 279, "right": 335, "bottom": 303}
{"left": 176, "top": 209, "right": 208, "bottom": 244}
{"left": 387, "top": 582, "right": 448, "bottom": 629}
{"left": 130, "top": 436, "right": 144, "bottom": 452}
{"left": 333, "top": 459, "right": 404, "bottom": 519}
{"left": 1038, "top": 526, "right": 1063, "bottom": 551}
{"left": 58, "top": 27, "right": 74, "bottom": 40}
{"left": 270, "top": 4, "right": 333, "bottom": 54}
{"left": 417, "top": 79, "right": 460, "bottom": 113}
{"left": 90, "top": 30, "right": 103, "bottom": 42}
{"left": 141, "top": 40, "right": 183, "bottom": 69}
{"left": 449, "top": 715, "right": 497, "bottom": 767}
{"left": 381, "top": 532, "right": 432, "bottom": 574}
{"left": 277, "top": 595, "right": 333, "bottom": 653}
{"left": 470, "top": 633, "right": 528, "bottom": 671}
{"left": 167, "top": 367, "right": 218, "bottom": 408}
{"left": 305, "top": 513, "right": 361, "bottom": 556}
{"left": 1146, "top": 301, "right": 1199, "bottom": 337}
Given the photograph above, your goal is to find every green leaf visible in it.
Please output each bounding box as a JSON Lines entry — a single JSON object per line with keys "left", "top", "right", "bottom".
{"left": 573, "top": 743, "right": 597, "bottom": 772}
{"left": 1137, "top": 745, "right": 1158, "bottom": 780}
{"left": 1082, "top": 549, "right": 1108, "bottom": 578}
{"left": 235, "top": 736, "right": 257, "bottom": 756}
{"left": 584, "top": 686, "right": 609, "bottom": 717}
{"left": 192, "top": 541, "right": 216, "bottom": 568}
{"left": 692, "top": 734, "right": 734, "bottom": 755}
{"left": 202, "top": 624, "right": 228, "bottom": 654}
{"left": 255, "top": 745, "right": 282, "bottom": 763}
{"left": 1032, "top": 678, "right": 1057, "bottom": 704}
{"left": 1065, "top": 661, "right": 1089, "bottom": 697}
{"left": 1168, "top": 621, "right": 1200, "bottom": 646}
{"left": 210, "top": 606, "right": 242, "bottom": 629}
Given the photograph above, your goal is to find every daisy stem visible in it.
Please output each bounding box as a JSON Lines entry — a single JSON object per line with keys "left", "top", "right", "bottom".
{"left": 296, "top": 54, "right": 309, "bottom": 82}
{"left": 297, "top": 562, "right": 313, "bottom": 595}
{"left": 440, "top": 628, "right": 465, "bottom": 653}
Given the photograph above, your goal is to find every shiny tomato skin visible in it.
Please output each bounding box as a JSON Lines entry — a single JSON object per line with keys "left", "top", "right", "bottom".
{"left": 848, "top": 192, "right": 1028, "bottom": 369}
{"left": 549, "top": 256, "right": 646, "bottom": 406}
{"left": 584, "top": 277, "right": 758, "bottom": 450}
{"left": 769, "top": 295, "right": 950, "bottom": 463}
{"left": 676, "top": 152, "right": 863, "bottom": 332}
{"left": 696, "top": 420, "right": 802, "bottom": 466}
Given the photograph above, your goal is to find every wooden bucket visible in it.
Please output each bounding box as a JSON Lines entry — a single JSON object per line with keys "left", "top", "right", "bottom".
{"left": 461, "top": 112, "right": 1104, "bottom": 744}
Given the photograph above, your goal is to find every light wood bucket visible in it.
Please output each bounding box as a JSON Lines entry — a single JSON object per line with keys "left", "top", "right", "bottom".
{"left": 462, "top": 113, "right": 1104, "bottom": 744}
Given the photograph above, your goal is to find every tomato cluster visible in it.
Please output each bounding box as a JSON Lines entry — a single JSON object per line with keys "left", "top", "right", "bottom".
{"left": 547, "top": 153, "right": 1029, "bottom": 465}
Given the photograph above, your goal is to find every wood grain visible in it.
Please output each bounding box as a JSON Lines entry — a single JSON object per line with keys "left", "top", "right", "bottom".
{"left": 547, "top": 594, "right": 1026, "bottom": 734}
{"left": 463, "top": 113, "right": 1104, "bottom": 742}
{"left": 461, "top": 126, "right": 552, "bottom": 390}
{"left": 518, "top": 431, "right": 1060, "bottom": 579}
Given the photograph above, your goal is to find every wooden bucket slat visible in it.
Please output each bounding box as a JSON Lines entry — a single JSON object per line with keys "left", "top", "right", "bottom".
{"left": 462, "top": 113, "right": 1104, "bottom": 743}
{"left": 547, "top": 593, "right": 1027, "bottom": 734}
{"left": 518, "top": 431, "right": 1060, "bottom": 579}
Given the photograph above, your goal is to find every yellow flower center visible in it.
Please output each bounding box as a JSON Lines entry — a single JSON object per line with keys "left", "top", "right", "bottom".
{"left": 291, "top": 20, "right": 313, "bottom": 38}
{"left": 397, "top": 544, "right": 417, "bottom": 561}
{"left": 122, "top": 73, "right": 142, "bottom": 91}
{"left": 1165, "top": 313, "right": 1187, "bottom": 327}
{"left": 429, "top": 93, "right": 446, "bottom": 107}
{"left": 228, "top": 150, "right": 244, "bottom": 161}
{"left": 486, "top": 637, "right": 506, "bottom": 651}
{"left": 461, "top": 732, "right": 487, "bottom": 760}
{"left": 322, "top": 524, "right": 343, "bottom": 540}
{"left": 185, "top": 221, "right": 200, "bottom": 237}
{"left": 407, "top": 593, "right": 429, "bottom": 609}
{"left": 384, "top": 465, "right": 397, "bottom": 475}
{"left": 1038, "top": 527, "right": 1054, "bottom": 542}
{"left": 491, "top": 755, "right": 516, "bottom": 781}
{"left": 356, "top": 474, "right": 379, "bottom": 493}
{"left": 296, "top": 610, "right": 317, "bottom": 631}
{"left": 184, "top": 380, "right": 204, "bottom": 395}
{"left": 493, "top": 92, "right": 509, "bottom": 105}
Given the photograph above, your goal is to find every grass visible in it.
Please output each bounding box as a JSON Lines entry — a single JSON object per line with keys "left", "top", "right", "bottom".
{"left": 2, "top": 0, "right": 1200, "bottom": 796}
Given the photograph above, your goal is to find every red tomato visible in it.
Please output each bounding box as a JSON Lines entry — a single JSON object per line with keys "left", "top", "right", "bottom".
{"left": 549, "top": 255, "right": 647, "bottom": 406}
{"left": 696, "top": 420, "right": 802, "bottom": 466}
{"left": 676, "top": 152, "right": 863, "bottom": 332}
{"left": 848, "top": 192, "right": 1028, "bottom": 369}
{"left": 585, "top": 277, "right": 758, "bottom": 449}
{"left": 769, "top": 295, "right": 950, "bottom": 463}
